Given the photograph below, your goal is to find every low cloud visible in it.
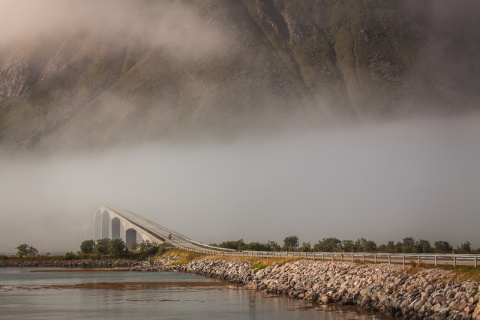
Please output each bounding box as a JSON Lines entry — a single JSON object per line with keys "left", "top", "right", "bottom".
{"left": 1, "top": 113, "right": 479, "bottom": 252}
{"left": 0, "top": 0, "right": 226, "bottom": 58}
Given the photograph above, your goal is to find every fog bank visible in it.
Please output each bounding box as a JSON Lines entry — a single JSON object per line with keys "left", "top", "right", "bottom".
{"left": 1, "top": 114, "right": 479, "bottom": 252}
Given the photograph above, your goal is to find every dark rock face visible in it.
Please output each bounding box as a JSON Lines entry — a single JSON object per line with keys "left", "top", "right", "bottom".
{"left": 0, "top": 0, "right": 479, "bottom": 153}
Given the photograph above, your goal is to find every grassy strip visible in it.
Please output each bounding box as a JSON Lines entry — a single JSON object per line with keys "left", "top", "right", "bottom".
{"left": 205, "top": 254, "right": 300, "bottom": 270}
{"left": 404, "top": 263, "right": 480, "bottom": 281}
{"left": 159, "top": 249, "right": 205, "bottom": 265}
{"left": 156, "top": 249, "right": 300, "bottom": 269}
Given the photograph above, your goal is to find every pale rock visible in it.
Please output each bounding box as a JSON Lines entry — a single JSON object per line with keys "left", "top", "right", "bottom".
{"left": 472, "top": 303, "right": 480, "bottom": 319}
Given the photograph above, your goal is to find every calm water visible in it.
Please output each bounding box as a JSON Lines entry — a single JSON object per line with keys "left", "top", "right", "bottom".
{"left": 0, "top": 268, "right": 381, "bottom": 320}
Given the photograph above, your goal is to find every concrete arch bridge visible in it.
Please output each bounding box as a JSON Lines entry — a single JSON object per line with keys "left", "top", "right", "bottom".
{"left": 91, "top": 204, "right": 230, "bottom": 252}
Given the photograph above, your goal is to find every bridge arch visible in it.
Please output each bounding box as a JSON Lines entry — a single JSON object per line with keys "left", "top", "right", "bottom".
{"left": 126, "top": 228, "right": 138, "bottom": 249}
{"left": 111, "top": 217, "right": 121, "bottom": 239}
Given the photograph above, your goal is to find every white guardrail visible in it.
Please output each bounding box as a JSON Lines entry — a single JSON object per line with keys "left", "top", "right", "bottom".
{"left": 175, "top": 248, "right": 480, "bottom": 268}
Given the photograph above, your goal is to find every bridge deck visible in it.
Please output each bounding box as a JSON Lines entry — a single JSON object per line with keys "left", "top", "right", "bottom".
{"left": 103, "top": 204, "right": 230, "bottom": 252}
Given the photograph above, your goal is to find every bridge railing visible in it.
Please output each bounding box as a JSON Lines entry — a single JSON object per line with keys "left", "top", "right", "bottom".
{"left": 173, "top": 247, "right": 480, "bottom": 268}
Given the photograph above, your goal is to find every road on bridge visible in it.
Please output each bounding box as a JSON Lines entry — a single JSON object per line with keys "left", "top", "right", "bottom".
{"left": 103, "top": 204, "right": 230, "bottom": 252}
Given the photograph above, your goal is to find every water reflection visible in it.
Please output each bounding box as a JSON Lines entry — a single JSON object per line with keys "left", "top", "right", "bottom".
{"left": 0, "top": 269, "right": 385, "bottom": 320}
{"left": 249, "top": 291, "right": 256, "bottom": 320}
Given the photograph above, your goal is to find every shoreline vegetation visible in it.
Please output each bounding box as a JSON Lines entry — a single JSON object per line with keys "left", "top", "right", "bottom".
{"left": 2, "top": 250, "right": 480, "bottom": 319}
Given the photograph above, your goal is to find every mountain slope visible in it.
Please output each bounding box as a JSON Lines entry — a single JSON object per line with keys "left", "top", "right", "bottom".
{"left": 0, "top": 0, "right": 478, "bottom": 153}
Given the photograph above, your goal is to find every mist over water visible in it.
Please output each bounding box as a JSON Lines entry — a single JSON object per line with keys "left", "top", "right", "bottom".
{"left": 1, "top": 114, "right": 479, "bottom": 253}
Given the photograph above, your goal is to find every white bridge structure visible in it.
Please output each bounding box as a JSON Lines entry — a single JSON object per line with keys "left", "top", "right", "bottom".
{"left": 92, "top": 204, "right": 229, "bottom": 251}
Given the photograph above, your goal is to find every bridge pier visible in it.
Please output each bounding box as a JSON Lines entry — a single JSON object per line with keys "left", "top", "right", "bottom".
{"left": 101, "top": 211, "right": 110, "bottom": 238}
{"left": 94, "top": 212, "right": 101, "bottom": 240}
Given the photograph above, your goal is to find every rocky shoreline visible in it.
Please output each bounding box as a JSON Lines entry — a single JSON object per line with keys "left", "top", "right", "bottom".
{"left": 170, "top": 258, "right": 480, "bottom": 320}
{"left": 3, "top": 257, "right": 480, "bottom": 319}
{"left": 0, "top": 259, "right": 143, "bottom": 268}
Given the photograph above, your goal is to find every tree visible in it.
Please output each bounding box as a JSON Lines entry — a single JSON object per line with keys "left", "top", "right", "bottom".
{"left": 414, "top": 239, "right": 431, "bottom": 253}
{"left": 266, "top": 240, "right": 281, "bottom": 252}
{"left": 108, "top": 238, "right": 128, "bottom": 257}
{"left": 364, "top": 240, "right": 377, "bottom": 252}
{"left": 341, "top": 240, "right": 356, "bottom": 252}
{"left": 300, "top": 242, "right": 311, "bottom": 252}
{"left": 218, "top": 239, "right": 246, "bottom": 251}
{"left": 283, "top": 236, "right": 299, "bottom": 251}
{"left": 402, "top": 237, "right": 415, "bottom": 253}
{"left": 313, "top": 238, "right": 341, "bottom": 252}
{"left": 95, "top": 238, "right": 110, "bottom": 254}
{"left": 386, "top": 241, "right": 396, "bottom": 253}
{"left": 16, "top": 244, "right": 29, "bottom": 257}
{"left": 246, "top": 242, "right": 270, "bottom": 251}
{"left": 16, "top": 244, "right": 38, "bottom": 257}
{"left": 64, "top": 252, "right": 77, "bottom": 260}
{"left": 395, "top": 242, "right": 403, "bottom": 253}
{"left": 378, "top": 241, "right": 396, "bottom": 253}
{"left": 131, "top": 241, "right": 138, "bottom": 251}
{"left": 456, "top": 241, "right": 471, "bottom": 254}
{"left": 29, "top": 246, "right": 39, "bottom": 255}
{"left": 80, "top": 240, "right": 95, "bottom": 254}
{"left": 434, "top": 240, "right": 453, "bottom": 253}
{"left": 355, "top": 238, "right": 377, "bottom": 252}
{"left": 138, "top": 240, "right": 162, "bottom": 257}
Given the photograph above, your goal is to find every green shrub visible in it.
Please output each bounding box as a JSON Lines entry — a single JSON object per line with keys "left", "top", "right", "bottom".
{"left": 64, "top": 252, "right": 77, "bottom": 260}
{"left": 252, "top": 262, "right": 267, "bottom": 270}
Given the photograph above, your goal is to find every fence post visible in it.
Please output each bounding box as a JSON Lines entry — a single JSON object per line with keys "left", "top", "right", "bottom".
{"left": 313, "top": 253, "right": 315, "bottom": 261}
{"left": 362, "top": 255, "right": 365, "bottom": 263}
{"left": 352, "top": 254, "right": 354, "bottom": 263}
{"left": 435, "top": 256, "right": 437, "bottom": 266}
{"left": 454, "top": 256, "right": 456, "bottom": 267}
{"left": 475, "top": 257, "right": 477, "bottom": 268}
{"left": 388, "top": 255, "right": 391, "bottom": 264}
{"left": 402, "top": 255, "right": 405, "bottom": 266}
{"left": 322, "top": 254, "right": 324, "bottom": 262}
{"left": 417, "top": 256, "right": 420, "bottom": 265}
{"left": 341, "top": 253, "right": 344, "bottom": 261}
{"left": 375, "top": 255, "right": 377, "bottom": 263}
